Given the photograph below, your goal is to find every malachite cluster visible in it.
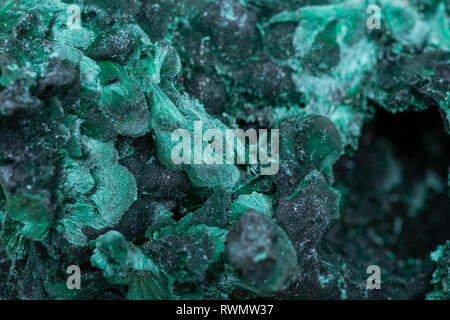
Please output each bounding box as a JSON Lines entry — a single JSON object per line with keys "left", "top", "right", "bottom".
{"left": 0, "top": 0, "right": 449, "bottom": 300}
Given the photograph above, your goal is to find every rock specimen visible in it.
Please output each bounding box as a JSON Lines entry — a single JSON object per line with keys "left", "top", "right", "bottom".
{"left": 0, "top": 0, "right": 448, "bottom": 300}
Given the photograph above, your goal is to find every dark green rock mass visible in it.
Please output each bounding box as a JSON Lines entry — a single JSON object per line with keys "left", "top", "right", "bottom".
{"left": 0, "top": 0, "right": 449, "bottom": 300}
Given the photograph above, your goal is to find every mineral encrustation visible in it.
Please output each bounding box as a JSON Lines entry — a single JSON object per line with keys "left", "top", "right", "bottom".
{"left": 0, "top": 0, "right": 449, "bottom": 300}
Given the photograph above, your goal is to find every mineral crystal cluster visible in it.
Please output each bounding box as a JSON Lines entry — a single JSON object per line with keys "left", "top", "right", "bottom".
{"left": 0, "top": 0, "right": 449, "bottom": 300}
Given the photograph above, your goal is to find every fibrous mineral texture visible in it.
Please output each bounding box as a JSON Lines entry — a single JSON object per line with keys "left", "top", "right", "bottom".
{"left": 0, "top": 0, "right": 449, "bottom": 300}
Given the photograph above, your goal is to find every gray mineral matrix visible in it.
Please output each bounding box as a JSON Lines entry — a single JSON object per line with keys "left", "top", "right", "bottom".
{"left": 0, "top": 0, "right": 449, "bottom": 300}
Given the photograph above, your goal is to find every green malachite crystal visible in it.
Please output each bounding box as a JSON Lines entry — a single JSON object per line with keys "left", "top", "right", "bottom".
{"left": 0, "top": 0, "right": 449, "bottom": 300}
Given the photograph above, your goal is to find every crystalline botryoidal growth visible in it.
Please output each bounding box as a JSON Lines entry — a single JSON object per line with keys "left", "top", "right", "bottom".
{"left": 0, "top": 0, "right": 448, "bottom": 300}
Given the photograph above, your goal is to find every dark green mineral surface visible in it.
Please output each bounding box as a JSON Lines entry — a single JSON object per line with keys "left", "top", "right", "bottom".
{"left": 0, "top": 0, "right": 449, "bottom": 300}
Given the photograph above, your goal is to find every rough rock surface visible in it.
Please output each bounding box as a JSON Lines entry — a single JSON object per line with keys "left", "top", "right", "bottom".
{"left": 0, "top": 0, "right": 448, "bottom": 300}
